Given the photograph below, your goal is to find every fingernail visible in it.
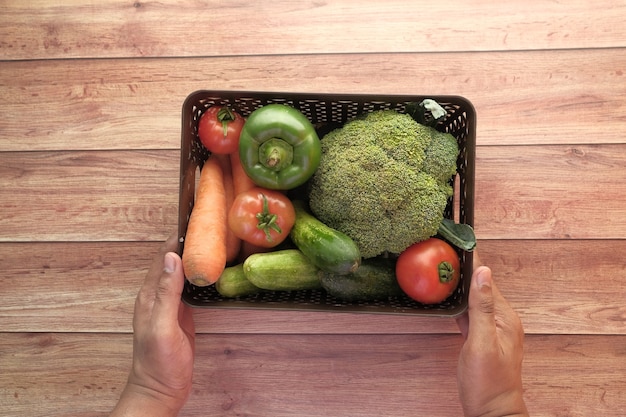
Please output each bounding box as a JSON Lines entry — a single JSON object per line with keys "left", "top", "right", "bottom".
{"left": 476, "top": 267, "right": 492, "bottom": 289}
{"left": 163, "top": 252, "right": 176, "bottom": 273}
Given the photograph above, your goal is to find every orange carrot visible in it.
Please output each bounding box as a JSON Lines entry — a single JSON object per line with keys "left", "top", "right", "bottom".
{"left": 230, "top": 150, "right": 256, "bottom": 196}
{"left": 182, "top": 156, "right": 227, "bottom": 286}
{"left": 215, "top": 154, "right": 241, "bottom": 263}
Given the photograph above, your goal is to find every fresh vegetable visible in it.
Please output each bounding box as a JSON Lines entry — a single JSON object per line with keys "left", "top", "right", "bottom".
{"left": 239, "top": 104, "right": 321, "bottom": 190}
{"left": 215, "top": 154, "right": 241, "bottom": 263}
{"left": 228, "top": 187, "right": 295, "bottom": 248}
{"left": 438, "top": 218, "right": 476, "bottom": 252}
{"left": 198, "top": 105, "right": 245, "bottom": 154}
{"left": 237, "top": 240, "right": 274, "bottom": 263}
{"left": 229, "top": 150, "right": 260, "bottom": 262}
{"left": 243, "top": 249, "right": 322, "bottom": 291}
{"left": 182, "top": 156, "right": 227, "bottom": 286}
{"left": 320, "top": 257, "right": 403, "bottom": 302}
{"left": 289, "top": 200, "right": 361, "bottom": 275}
{"left": 395, "top": 238, "right": 460, "bottom": 304}
{"left": 308, "top": 109, "right": 459, "bottom": 258}
{"left": 405, "top": 99, "right": 447, "bottom": 128}
{"left": 215, "top": 264, "right": 261, "bottom": 298}
{"left": 230, "top": 150, "right": 256, "bottom": 196}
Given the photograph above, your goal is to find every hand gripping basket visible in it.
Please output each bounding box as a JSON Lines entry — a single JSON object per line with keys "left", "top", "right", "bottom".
{"left": 177, "top": 90, "right": 475, "bottom": 317}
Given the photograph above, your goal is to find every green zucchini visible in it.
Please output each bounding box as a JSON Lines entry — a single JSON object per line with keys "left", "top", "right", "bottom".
{"left": 243, "top": 249, "right": 322, "bottom": 291}
{"left": 215, "top": 264, "right": 262, "bottom": 298}
{"left": 290, "top": 200, "right": 361, "bottom": 275}
{"left": 320, "top": 257, "right": 404, "bottom": 302}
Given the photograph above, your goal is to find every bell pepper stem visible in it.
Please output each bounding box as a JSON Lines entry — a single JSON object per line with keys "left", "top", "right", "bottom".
{"left": 258, "top": 138, "right": 294, "bottom": 172}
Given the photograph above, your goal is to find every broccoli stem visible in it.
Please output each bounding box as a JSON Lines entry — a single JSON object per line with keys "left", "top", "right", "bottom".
{"left": 437, "top": 218, "right": 476, "bottom": 252}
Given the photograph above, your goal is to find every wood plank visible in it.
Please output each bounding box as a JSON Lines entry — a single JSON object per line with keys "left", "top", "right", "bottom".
{"left": 2, "top": 332, "right": 625, "bottom": 416}
{"left": 475, "top": 144, "right": 626, "bottom": 239}
{"left": 2, "top": 3, "right": 623, "bottom": 417}
{"left": 1, "top": 0, "right": 624, "bottom": 61}
{"left": 1, "top": 240, "right": 624, "bottom": 335}
{"left": 0, "top": 150, "right": 179, "bottom": 241}
{"left": 1, "top": 50, "right": 625, "bottom": 151}
{"left": 1, "top": 145, "right": 624, "bottom": 241}
{"left": 0, "top": 242, "right": 153, "bottom": 333}
{"left": 479, "top": 240, "right": 626, "bottom": 335}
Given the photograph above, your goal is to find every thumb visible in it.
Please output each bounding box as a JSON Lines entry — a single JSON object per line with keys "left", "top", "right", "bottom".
{"left": 467, "top": 266, "right": 497, "bottom": 341}
{"left": 153, "top": 252, "right": 185, "bottom": 324}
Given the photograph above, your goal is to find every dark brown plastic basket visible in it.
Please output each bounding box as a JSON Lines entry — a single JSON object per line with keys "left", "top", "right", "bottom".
{"left": 177, "top": 90, "right": 475, "bottom": 317}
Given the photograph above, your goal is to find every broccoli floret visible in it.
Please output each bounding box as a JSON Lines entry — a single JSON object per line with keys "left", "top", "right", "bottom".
{"left": 308, "top": 109, "right": 459, "bottom": 259}
{"left": 423, "top": 129, "right": 459, "bottom": 187}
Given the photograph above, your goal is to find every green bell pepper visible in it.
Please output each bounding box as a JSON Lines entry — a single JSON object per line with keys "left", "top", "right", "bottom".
{"left": 239, "top": 104, "right": 321, "bottom": 190}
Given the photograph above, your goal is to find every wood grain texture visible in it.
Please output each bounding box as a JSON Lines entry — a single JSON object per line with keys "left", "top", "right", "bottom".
{"left": 1, "top": 49, "right": 625, "bottom": 151}
{"left": 2, "top": 333, "right": 625, "bottom": 417}
{"left": 1, "top": 0, "right": 625, "bottom": 60}
{"left": 1, "top": 240, "right": 624, "bottom": 335}
{"left": 1, "top": 145, "right": 624, "bottom": 241}
{"left": 475, "top": 144, "right": 626, "bottom": 239}
{"left": 2, "top": 0, "right": 626, "bottom": 415}
{"left": 0, "top": 151, "right": 179, "bottom": 241}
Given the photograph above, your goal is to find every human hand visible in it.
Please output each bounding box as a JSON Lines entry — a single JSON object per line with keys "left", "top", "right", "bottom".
{"left": 110, "top": 235, "right": 195, "bottom": 417}
{"left": 455, "top": 259, "right": 529, "bottom": 417}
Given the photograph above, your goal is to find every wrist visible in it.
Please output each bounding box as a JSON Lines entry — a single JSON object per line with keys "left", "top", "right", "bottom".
{"left": 110, "top": 383, "right": 185, "bottom": 417}
{"left": 480, "top": 396, "right": 529, "bottom": 417}
{"left": 463, "top": 387, "right": 529, "bottom": 417}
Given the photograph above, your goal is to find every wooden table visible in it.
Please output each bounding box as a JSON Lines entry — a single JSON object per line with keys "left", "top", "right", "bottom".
{"left": 1, "top": 1, "right": 625, "bottom": 415}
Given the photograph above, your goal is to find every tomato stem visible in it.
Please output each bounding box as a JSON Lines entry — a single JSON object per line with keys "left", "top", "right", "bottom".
{"left": 217, "top": 106, "right": 236, "bottom": 137}
{"left": 438, "top": 261, "right": 456, "bottom": 283}
{"left": 256, "top": 193, "right": 282, "bottom": 242}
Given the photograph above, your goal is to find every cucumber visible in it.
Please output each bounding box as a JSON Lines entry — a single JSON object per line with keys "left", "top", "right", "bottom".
{"left": 320, "top": 257, "right": 404, "bottom": 302}
{"left": 290, "top": 200, "right": 361, "bottom": 275}
{"left": 243, "top": 249, "right": 322, "bottom": 291}
{"left": 215, "top": 264, "right": 262, "bottom": 298}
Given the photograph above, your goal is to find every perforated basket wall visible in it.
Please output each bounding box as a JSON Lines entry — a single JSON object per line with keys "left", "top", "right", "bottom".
{"left": 177, "top": 91, "right": 475, "bottom": 317}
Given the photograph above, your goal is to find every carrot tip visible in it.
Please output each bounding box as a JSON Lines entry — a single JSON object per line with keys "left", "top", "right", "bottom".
{"left": 189, "top": 276, "right": 212, "bottom": 287}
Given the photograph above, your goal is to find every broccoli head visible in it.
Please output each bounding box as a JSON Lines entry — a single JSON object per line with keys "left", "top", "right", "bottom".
{"left": 308, "top": 109, "right": 459, "bottom": 259}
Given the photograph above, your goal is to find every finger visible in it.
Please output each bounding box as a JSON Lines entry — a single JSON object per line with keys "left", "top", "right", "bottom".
{"left": 472, "top": 250, "right": 483, "bottom": 270}
{"left": 144, "top": 234, "right": 180, "bottom": 289}
{"left": 466, "top": 266, "right": 497, "bottom": 342}
{"left": 152, "top": 252, "right": 186, "bottom": 327}
{"left": 456, "top": 250, "right": 482, "bottom": 339}
{"left": 490, "top": 280, "right": 525, "bottom": 347}
{"left": 134, "top": 235, "right": 181, "bottom": 330}
{"left": 455, "top": 312, "right": 469, "bottom": 339}
{"left": 179, "top": 302, "right": 196, "bottom": 347}
{"left": 164, "top": 233, "right": 180, "bottom": 252}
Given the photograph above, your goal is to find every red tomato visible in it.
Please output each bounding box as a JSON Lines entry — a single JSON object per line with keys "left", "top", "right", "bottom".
{"left": 198, "top": 106, "right": 245, "bottom": 154}
{"left": 228, "top": 187, "right": 295, "bottom": 248}
{"left": 395, "top": 238, "right": 460, "bottom": 304}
